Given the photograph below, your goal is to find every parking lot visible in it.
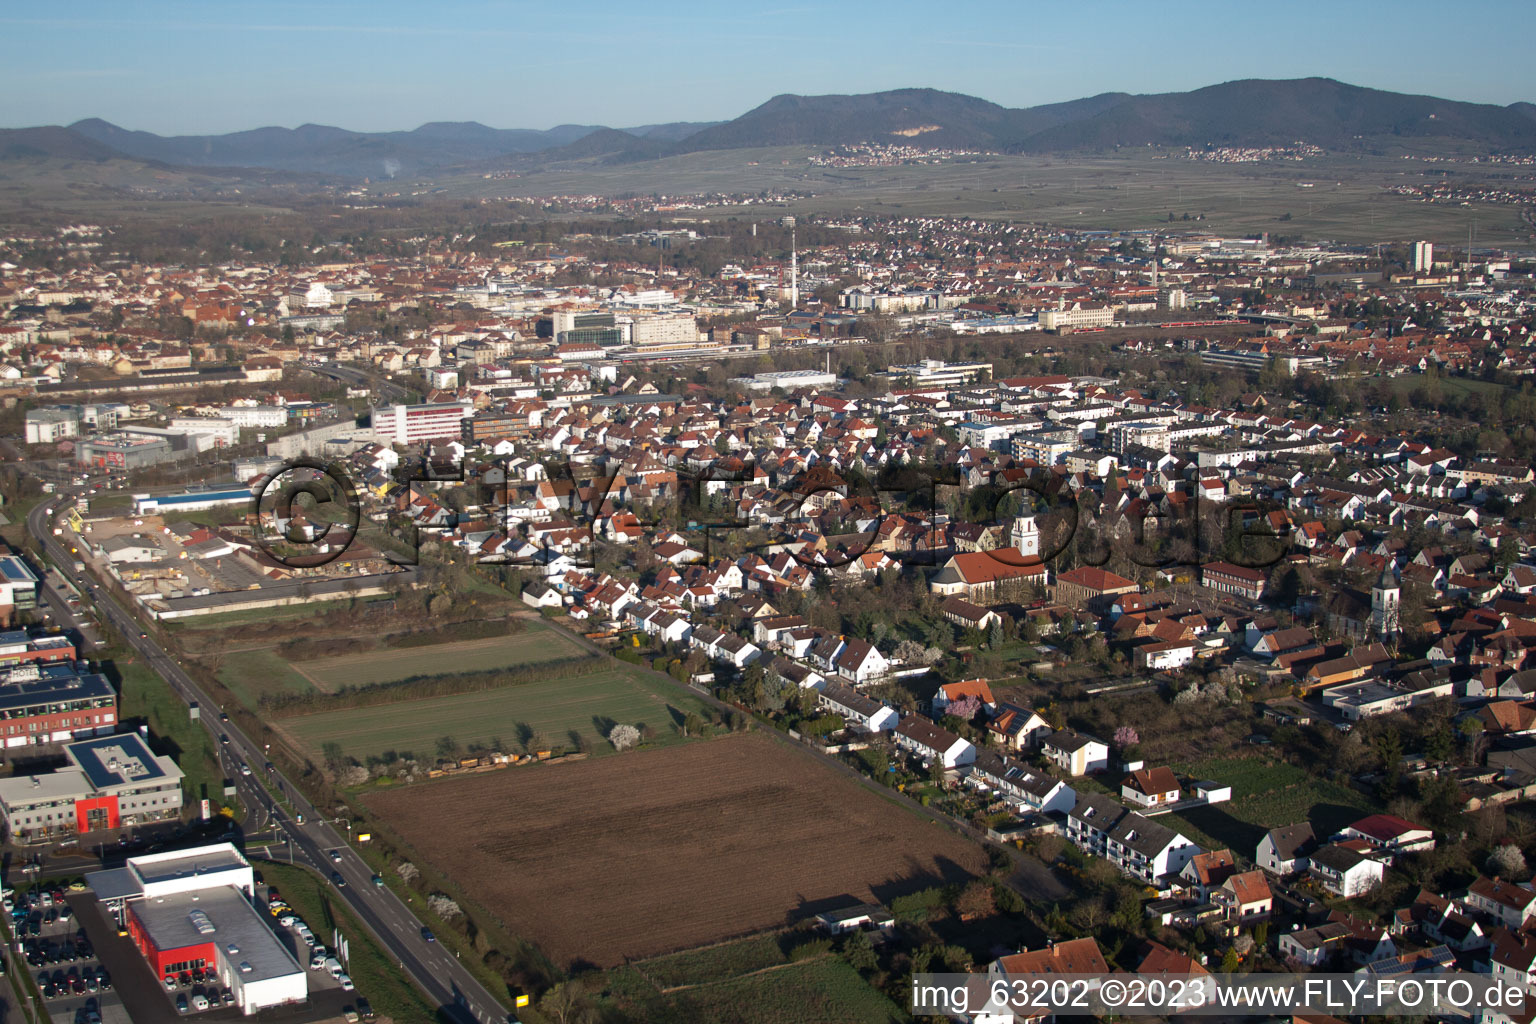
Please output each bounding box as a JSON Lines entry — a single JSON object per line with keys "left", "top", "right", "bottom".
{"left": 5, "top": 886, "right": 127, "bottom": 1024}
{"left": 15, "top": 885, "right": 368, "bottom": 1024}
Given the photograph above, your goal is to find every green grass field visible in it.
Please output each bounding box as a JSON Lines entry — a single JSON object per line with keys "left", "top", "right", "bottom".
{"left": 256, "top": 862, "right": 437, "bottom": 1024}
{"left": 632, "top": 933, "right": 791, "bottom": 988}
{"left": 291, "top": 629, "right": 584, "bottom": 691}
{"left": 217, "top": 648, "right": 317, "bottom": 707}
{"left": 1166, "top": 756, "right": 1379, "bottom": 854}
{"left": 112, "top": 652, "right": 229, "bottom": 812}
{"left": 283, "top": 667, "right": 713, "bottom": 763}
{"left": 604, "top": 946, "right": 905, "bottom": 1024}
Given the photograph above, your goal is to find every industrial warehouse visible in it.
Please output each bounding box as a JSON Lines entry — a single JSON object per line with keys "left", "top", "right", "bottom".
{"left": 86, "top": 844, "right": 308, "bottom": 1016}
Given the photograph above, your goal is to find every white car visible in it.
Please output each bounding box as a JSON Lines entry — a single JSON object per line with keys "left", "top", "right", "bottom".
{"left": 191, "top": 995, "right": 210, "bottom": 1011}
{"left": 338, "top": 973, "right": 354, "bottom": 991}
{"left": 277, "top": 914, "right": 297, "bottom": 927}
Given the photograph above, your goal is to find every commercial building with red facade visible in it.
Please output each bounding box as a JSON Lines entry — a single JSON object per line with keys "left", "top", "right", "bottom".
{"left": 86, "top": 845, "right": 307, "bottom": 1015}
{"left": 0, "top": 732, "right": 181, "bottom": 843}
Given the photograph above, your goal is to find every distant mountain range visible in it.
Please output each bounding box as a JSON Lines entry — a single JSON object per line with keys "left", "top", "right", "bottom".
{"left": 5, "top": 78, "right": 1536, "bottom": 179}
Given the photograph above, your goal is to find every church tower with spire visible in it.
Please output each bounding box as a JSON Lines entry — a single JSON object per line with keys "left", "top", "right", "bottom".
{"left": 1011, "top": 514, "right": 1040, "bottom": 559}
{"left": 1372, "top": 566, "right": 1401, "bottom": 638}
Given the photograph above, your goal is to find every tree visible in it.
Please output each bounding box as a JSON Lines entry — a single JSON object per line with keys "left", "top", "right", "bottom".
{"left": 539, "top": 980, "right": 592, "bottom": 1024}
{"left": 842, "top": 929, "right": 878, "bottom": 972}
{"left": 929, "top": 757, "right": 947, "bottom": 787}
{"left": 946, "top": 695, "right": 982, "bottom": 722}
{"left": 1113, "top": 725, "right": 1140, "bottom": 748}
{"left": 608, "top": 723, "right": 640, "bottom": 751}
{"left": 954, "top": 880, "right": 995, "bottom": 920}
{"left": 321, "top": 741, "right": 344, "bottom": 769}
{"left": 1221, "top": 948, "right": 1240, "bottom": 974}
{"left": 1488, "top": 843, "right": 1528, "bottom": 878}
{"left": 683, "top": 711, "right": 706, "bottom": 737}
{"left": 1373, "top": 726, "right": 1403, "bottom": 775}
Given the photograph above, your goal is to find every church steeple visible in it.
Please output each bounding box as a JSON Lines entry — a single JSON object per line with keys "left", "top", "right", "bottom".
{"left": 1372, "top": 566, "right": 1400, "bottom": 638}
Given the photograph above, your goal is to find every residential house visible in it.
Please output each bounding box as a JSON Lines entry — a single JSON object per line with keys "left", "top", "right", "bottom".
{"left": 817, "top": 682, "right": 899, "bottom": 733}
{"left": 1213, "top": 870, "right": 1273, "bottom": 924}
{"left": 1279, "top": 915, "right": 1395, "bottom": 967}
{"left": 893, "top": 717, "right": 976, "bottom": 769}
{"left": 987, "top": 938, "right": 1110, "bottom": 1024}
{"left": 1340, "top": 814, "right": 1435, "bottom": 858}
{"left": 1121, "top": 766, "right": 1182, "bottom": 809}
{"left": 984, "top": 702, "right": 1052, "bottom": 750}
{"left": 1180, "top": 849, "right": 1236, "bottom": 899}
{"left": 933, "top": 678, "right": 997, "bottom": 716}
{"left": 1257, "top": 823, "right": 1317, "bottom": 876}
{"left": 966, "top": 750, "right": 1077, "bottom": 815}
{"left": 1309, "top": 843, "right": 1386, "bottom": 898}
{"left": 1463, "top": 877, "right": 1536, "bottom": 932}
{"left": 1042, "top": 730, "right": 1110, "bottom": 776}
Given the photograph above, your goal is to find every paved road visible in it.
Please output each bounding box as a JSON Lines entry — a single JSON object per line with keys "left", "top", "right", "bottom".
{"left": 27, "top": 494, "right": 513, "bottom": 1024}
{"left": 315, "top": 363, "right": 415, "bottom": 405}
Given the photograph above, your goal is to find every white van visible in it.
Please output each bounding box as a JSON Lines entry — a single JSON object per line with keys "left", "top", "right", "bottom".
{"left": 324, "top": 957, "right": 343, "bottom": 978}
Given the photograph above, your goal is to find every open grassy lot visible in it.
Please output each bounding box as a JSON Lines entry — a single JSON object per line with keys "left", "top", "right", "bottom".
{"left": 282, "top": 666, "right": 712, "bottom": 763}
{"left": 291, "top": 629, "right": 584, "bottom": 691}
{"left": 1166, "top": 755, "right": 1379, "bottom": 854}
{"left": 363, "top": 731, "right": 987, "bottom": 968}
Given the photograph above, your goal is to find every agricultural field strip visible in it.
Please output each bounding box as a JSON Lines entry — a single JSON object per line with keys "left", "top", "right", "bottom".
{"left": 288, "top": 631, "right": 582, "bottom": 691}
{"left": 283, "top": 669, "right": 702, "bottom": 759}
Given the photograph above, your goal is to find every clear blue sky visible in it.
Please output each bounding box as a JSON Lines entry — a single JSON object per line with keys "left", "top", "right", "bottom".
{"left": 6, "top": 0, "right": 1535, "bottom": 134}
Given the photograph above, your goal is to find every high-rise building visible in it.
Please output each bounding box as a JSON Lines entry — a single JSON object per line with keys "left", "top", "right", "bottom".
{"left": 1412, "top": 241, "right": 1433, "bottom": 273}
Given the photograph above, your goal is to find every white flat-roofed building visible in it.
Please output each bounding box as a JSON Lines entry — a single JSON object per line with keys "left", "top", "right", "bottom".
{"left": 372, "top": 401, "right": 474, "bottom": 445}
{"left": 217, "top": 405, "right": 288, "bottom": 429}
{"left": 1039, "top": 304, "right": 1115, "bottom": 331}
{"left": 730, "top": 369, "right": 839, "bottom": 391}
{"left": 86, "top": 844, "right": 303, "bottom": 1014}
{"left": 25, "top": 407, "right": 79, "bottom": 444}
{"left": 0, "top": 556, "right": 38, "bottom": 610}
{"left": 130, "top": 887, "right": 305, "bottom": 1013}
{"left": 889, "top": 359, "right": 992, "bottom": 388}
{"left": 168, "top": 417, "right": 239, "bottom": 447}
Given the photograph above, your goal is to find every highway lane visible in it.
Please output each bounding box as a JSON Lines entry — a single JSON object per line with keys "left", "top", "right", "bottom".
{"left": 27, "top": 494, "right": 514, "bottom": 1024}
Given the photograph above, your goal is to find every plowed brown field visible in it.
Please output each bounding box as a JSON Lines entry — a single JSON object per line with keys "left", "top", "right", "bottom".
{"left": 364, "top": 731, "right": 986, "bottom": 967}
